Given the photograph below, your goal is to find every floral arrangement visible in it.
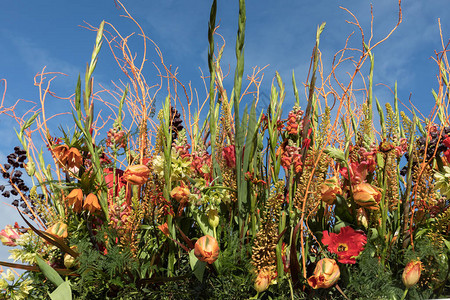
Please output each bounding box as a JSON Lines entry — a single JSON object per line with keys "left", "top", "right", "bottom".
{"left": 0, "top": 1, "right": 449, "bottom": 299}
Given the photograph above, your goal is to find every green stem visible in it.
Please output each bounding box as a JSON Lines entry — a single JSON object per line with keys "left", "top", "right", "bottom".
{"left": 400, "top": 288, "right": 409, "bottom": 300}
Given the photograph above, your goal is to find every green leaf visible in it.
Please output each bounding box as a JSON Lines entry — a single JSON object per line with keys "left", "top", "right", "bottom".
{"left": 49, "top": 281, "right": 72, "bottom": 300}
{"left": 324, "top": 146, "right": 346, "bottom": 163}
{"left": 36, "top": 255, "right": 64, "bottom": 286}
{"left": 189, "top": 249, "right": 206, "bottom": 282}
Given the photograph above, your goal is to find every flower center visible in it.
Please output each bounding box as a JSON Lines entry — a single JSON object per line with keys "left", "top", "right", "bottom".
{"left": 337, "top": 243, "right": 348, "bottom": 252}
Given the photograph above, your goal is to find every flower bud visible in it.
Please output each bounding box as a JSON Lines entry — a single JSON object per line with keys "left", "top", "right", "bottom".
{"left": 83, "top": 193, "right": 101, "bottom": 213}
{"left": 356, "top": 208, "right": 369, "bottom": 228}
{"left": 64, "top": 246, "right": 79, "bottom": 269}
{"left": 194, "top": 235, "right": 220, "bottom": 264}
{"left": 207, "top": 209, "right": 219, "bottom": 229}
{"left": 402, "top": 259, "right": 422, "bottom": 288}
{"left": 66, "top": 189, "right": 83, "bottom": 213}
{"left": 0, "top": 225, "right": 21, "bottom": 247}
{"left": 307, "top": 258, "right": 340, "bottom": 289}
{"left": 352, "top": 183, "right": 381, "bottom": 210}
{"left": 123, "top": 164, "right": 150, "bottom": 185}
{"left": 254, "top": 269, "right": 273, "bottom": 293}
{"left": 45, "top": 222, "right": 68, "bottom": 239}
{"left": 320, "top": 176, "right": 342, "bottom": 205}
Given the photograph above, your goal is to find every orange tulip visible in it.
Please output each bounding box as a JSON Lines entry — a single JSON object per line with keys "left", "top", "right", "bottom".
{"left": 320, "top": 176, "right": 342, "bottom": 205}
{"left": 67, "top": 189, "right": 83, "bottom": 213}
{"left": 402, "top": 259, "right": 422, "bottom": 288}
{"left": 307, "top": 258, "right": 340, "bottom": 289}
{"left": 352, "top": 183, "right": 381, "bottom": 210}
{"left": 194, "top": 235, "right": 219, "bottom": 264}
{"left": 83, "top": 193, "right": 101, "bottom": 213}
{"left": 123, "top": 164, "right": 150, "bottom": 185}
{"left": 45, "top": 222, "right": 68, "bottom": 239}
{"left": 170, "top": 185, "right": 190, "bottom": 204}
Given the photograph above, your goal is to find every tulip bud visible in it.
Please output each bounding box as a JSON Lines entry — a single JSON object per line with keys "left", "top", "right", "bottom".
{"left": 320, "top": 176, "right": 342, "bottom": 205}
{"left": 46, "top": 222, "right": 68, "bottom": 239}
{"left": 194, "top": 235, "right": 220, "bottom": 264}
{"left": 402, "top": 259, "right": 422, "bottom": 288}
{"left": 352, "top": 183, "right": 381, "bottom": 210}
{"left": 307, "top": 258, "right": 340, "bottom": 289}
{"left": 0, "top": 225, "right": 21, "bottom": 247}
{"left": 207, "top": 209, "right": 219, "bottom": 229}
{"left": 83, "top": 193, "right": 101, "bottom": 213}
{"left": 123, "top": 164, "right": 150, "bottom": 185}
{"left": 356, "top": 208, "right": 369, "bottom": 228}
{"left": 254, "top": 269, "right": 273, "bottom": 293}
{"left": 64, "top": 246, "right": 79, "bottom": 269}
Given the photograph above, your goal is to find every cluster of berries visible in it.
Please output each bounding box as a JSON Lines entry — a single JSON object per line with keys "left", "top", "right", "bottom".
{"left": 0, "top": 147, "right": 36, "bottom": 217}
{"left": 170, "top": 107, "right": 184, "bottom": 140}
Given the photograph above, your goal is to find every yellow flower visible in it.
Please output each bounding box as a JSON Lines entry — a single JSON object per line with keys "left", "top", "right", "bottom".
{"left": 307, "top": 258, "right": 340, "bottom": 289}
{"left": 402, "top": 259, "right": 422, "bottom": 288}
{"left": 352, "top": 183, "right": 381, "bottom": 210}
{"left": 194, "top": 235, "right": 219, "bottom": 264}
{"left": 83, "top": 193, "right": 101, "bottom": 213}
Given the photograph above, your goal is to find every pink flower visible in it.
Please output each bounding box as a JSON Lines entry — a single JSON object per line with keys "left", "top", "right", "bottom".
{"left": 0, "top": 225, "right": 21, "bottom": 247}
{"left": 222, "top": 145, "right": 236, "bottom": 168}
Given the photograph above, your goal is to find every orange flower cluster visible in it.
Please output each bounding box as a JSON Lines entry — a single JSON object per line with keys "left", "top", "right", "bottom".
{"left": 66, "top": 189, "right": 101, "bottom": 213}
{"left": 285, "top": 111, "right": 299, "bottom": 135}
{"left": 279, "top": 144, "right": 302, "bottom": 173}
{"left": 52, "top": 145, "right": 82, "bottom": 170}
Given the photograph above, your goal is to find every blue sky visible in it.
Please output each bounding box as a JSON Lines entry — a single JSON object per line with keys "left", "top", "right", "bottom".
{"left": 1, "top": 1, "right": 449, "bottom": 263}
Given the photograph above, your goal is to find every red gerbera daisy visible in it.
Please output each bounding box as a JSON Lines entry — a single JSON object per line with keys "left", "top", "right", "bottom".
{"left": 322, "top": 226, "right": 367, "bottom": 264}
